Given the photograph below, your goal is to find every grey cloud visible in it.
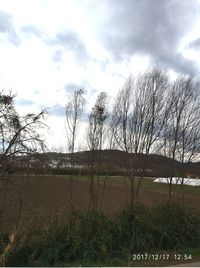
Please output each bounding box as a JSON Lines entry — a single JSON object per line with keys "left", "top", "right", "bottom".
{"left": 49, "top": 104, "right": 65, "bottom": 117}
{"left": 20, "top": 24, "right": 43, "bottom": 38}
{"left": 154, "top": 52, "right": 197, "bottom": 75}
{"left": 81, "top": 111, "right": 90, "bottom": 122}
{"left": 19, "top": 25, "right": 90, "bottom": 64}
{"left": 64, "top": 82, "right": 95, "bottom": 95}
{"left": 64, "top": 83, "right": 84, "bottom": 93}
{"left": 103, "top": 0, "right": 198, "bottom": 74}
{"left": 189, "top": 38, "right": 200, "bottom": 50}
{"left": 52, "top": 49, "right": 63, "bottom": 62}
{"left": 0, "top": 10, "right": 20, "bottom": 46}
{"left": 48, "top": 30, "right": 89, "bottom": 63}
{"left": 16, "top": 98, "right": 35, "bottom": 106}
{"left": 49, "top": 104, "right": 89, "bottom": 121}
{"left": 64, "top": 82, "right": 97, "bottom": 98}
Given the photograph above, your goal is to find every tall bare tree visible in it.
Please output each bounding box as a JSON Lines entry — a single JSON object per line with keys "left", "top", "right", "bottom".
{"left": 65, "top": 89, "right": 86, "bottom": 213}
{"left": 161, "top": 75, "right": 200, "bottom": 201}
{"left": 87, "top": 92, "right": 108, "bottom": 211}
{"left": 110, "top": 68, "right": 169, "bottom": 207}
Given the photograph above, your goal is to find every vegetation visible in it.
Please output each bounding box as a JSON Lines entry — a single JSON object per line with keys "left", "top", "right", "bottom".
{"left": 3, "top": 203, "right": 200, "bottom": 267}
{"left": 65, "top": 89, "right": 86, "bottom": 215}
{"left": 1, "top": 67, "right": 200, "bottom": 266}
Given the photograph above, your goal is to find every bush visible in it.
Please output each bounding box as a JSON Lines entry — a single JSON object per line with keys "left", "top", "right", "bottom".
{"left": 114, "top": 205, "right": 159, "bottom": 252}
{"left": 76, "top": 211, "right": 114, "bottom": 262}
{"left": 151, "top": 202, "right": 200, "bottom": 249}
{"left": 114, "top": 203, "right": 200, "bottom": 252}
{"left": 0, "top": 232, "right": 8, "bottom": 253}
{"left": 7, "top": 222, "right": 69, "bottom": 266}
{"left": 5, "top": 203, "right": 200, "bottom": 266}
{"left": 7, "top": 211, "right": 115, "bottom": 266}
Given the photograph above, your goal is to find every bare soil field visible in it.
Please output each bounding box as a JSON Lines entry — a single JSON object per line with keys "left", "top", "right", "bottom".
{"left": 0, "top": 175, "right": 200, "bottom": 232}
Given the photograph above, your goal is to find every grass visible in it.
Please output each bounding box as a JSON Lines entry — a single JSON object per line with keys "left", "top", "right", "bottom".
{"left": 141, "top": 177, "right": 200, "bottom": 195}
{"left": 7, "top": 173, "right": 200, "bottom": 195}
{"left": 71, "top": 174, "right": 200, "bottom": 197}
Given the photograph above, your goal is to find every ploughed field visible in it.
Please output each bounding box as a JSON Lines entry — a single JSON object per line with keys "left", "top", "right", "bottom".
{"left": 1, "top": 175, "right": 200, "bottom": 232}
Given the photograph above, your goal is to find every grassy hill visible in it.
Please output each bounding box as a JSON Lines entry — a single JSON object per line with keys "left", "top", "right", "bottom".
{"left": 22, "top": 149, "right": 200, "bottom": 177}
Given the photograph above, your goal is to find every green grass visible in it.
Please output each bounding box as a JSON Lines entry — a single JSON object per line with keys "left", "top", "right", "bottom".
{"left": 13, "top": 173, "right": 200, "bottom": 197}
{"left": 12, "top": 173, "right": 200, "bottom": 202}
{"left": 141, "top": 177, "right": 200, "bottom": 197}
{"left": 70, "top": 174, "right": 200, "bottom": 197}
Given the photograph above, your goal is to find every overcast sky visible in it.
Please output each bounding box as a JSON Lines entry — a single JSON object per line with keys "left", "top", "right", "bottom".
{"left": 1, "top": 0, "right": 200, "bottom": 151}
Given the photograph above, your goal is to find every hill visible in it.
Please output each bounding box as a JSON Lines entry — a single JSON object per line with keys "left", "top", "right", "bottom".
{"left": 20, "top": 149, "right": 200, "bottom": 177}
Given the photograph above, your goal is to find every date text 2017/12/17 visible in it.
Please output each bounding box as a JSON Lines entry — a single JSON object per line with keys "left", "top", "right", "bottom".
{"left": 132, "top": 253, "right": 170, "bottom": 261}
{"left": 132, "top": 253, "right": 192, "bottom": 261}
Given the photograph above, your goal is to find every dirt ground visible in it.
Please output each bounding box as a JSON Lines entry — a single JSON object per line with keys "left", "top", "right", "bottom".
{"left": 0, "top": 175, "right": 200, "bottom": 232}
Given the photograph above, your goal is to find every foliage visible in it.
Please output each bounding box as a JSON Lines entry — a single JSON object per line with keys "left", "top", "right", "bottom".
{"left": 5, "top": 203, "right": 200, "bottom": 266}
{"left": 0, "top": 232, "right": 8, "bottom": 253}
{"left": 6, "top": 211, "right": 114, "bottom": 266}
{"left": 151, "top": 202, "right": 200, "bottom": 249}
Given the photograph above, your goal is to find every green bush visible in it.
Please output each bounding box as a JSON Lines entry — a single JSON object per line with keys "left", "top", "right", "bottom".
{"left": 114, "top": 205, "right": 159, "bottom": 252}
{"left": 67, "top": 211, "right": 114, "bottom": 263}
{"left": 151, "top": 202, "right": 200, "bottom": 249}
{"left": 7, "top": 211, "right": 115, "bottom": 266}
{"left": 0, "top": 231, "right": 8, "bottom": 253}
{"left": 5, "top": 203, "right": 200, "bottom": 266}
{"left": 114, "top": 203, "right": 200, "bottom": 252}
{"left": 7, "top": 222, "right": 70, "bottom": 266}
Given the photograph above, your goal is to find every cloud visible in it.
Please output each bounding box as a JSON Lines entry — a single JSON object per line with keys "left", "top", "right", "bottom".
{"left": 48, "top": 104, "right": 89, "bottom": 122}
{"left": 155, "top": 52, "right": 197, "bottom": 75}
{"left": 19, "top": 25, "right": 90, "bottom": 64}
{"left": 52, "top": 49, "right": 63, "bottom": 62}
{"left": 189, "top": 38, "right": 200, "bottom": 50}
{"left": 102, "top": 0, "right": 199, "bottom": 74}
{"left": 64, "top": 83, "right": 84, "bottom": 93}
{"left": 0, "top": 10, "right": 20, "bottom": 46}
{"left": 64, "top": 82, "right": 96, "bottom": 96}
{"left": 20, "top": 24, "right": 43, "bottom": 38}
{"left": 48, "top": 104, "right": 65, "bottom": 117}
{"left": 48, "top": 30, "right": 90, "bottom": 63}
{"left": 16, "top": 98, "right": 35, "bottom": 106}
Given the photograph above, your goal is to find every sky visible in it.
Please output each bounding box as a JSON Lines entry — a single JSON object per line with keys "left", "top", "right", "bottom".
{"left": 0, "top": 0, "right": 200, "bottom": 151}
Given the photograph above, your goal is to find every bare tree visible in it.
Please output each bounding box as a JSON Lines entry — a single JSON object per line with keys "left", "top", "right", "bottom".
{"left": 0, "top": 90, "right": 48, "bottom": 265}
{"left": 0, "top": 91, "right": 47, "bottom": 171}
{"left": 65, "top": 89, "right": 86, "bottom": 214}
{"left": 87, "top": 92, "right": 108, "bottom": 211}
{"left": 110, "top": 68, "right": 169, "bottom": 207}
{"left": 161, "top": 75, "right": 200, "bottom": 201}
{"left": 130, "top": 68, "right": 169, "bottom": 202}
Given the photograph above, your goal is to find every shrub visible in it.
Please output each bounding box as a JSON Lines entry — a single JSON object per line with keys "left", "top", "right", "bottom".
{"left": 74, "top": 211, "right": 114, "bottom": 263}
{"left": 7, "top": 222, "right": 69, "bottom": 266}
{"left": 151, "top": 202, "right": 200, "bottom": 249}
{"left": 0, "top": 232, "right": 8, "bottom": 253}
{"left": 5, "top": 203, "right": 200, "bottom": 266}
{"left": 114, "top": 205, "right": 158, "bottom": 252}
{"left": 7, "top": 211, "right": 115, "bottom": 266}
